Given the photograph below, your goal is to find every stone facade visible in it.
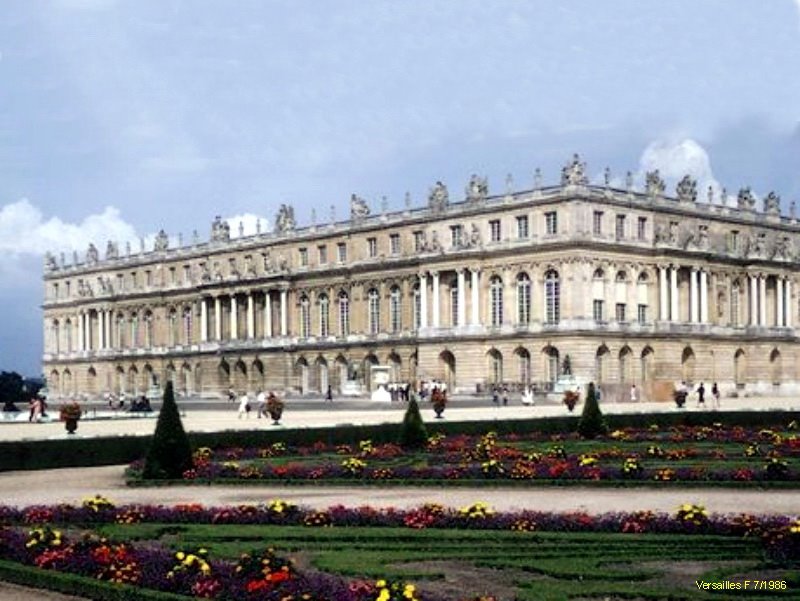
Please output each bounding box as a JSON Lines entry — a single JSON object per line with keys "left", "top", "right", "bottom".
{"left": 42, "top": 157, "right": 800, "bottom": 401}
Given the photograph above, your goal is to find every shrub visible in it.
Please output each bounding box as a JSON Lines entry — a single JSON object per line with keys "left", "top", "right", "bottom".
{"left": 398, "top": 395, "right": 428, "bottom": 449}
{"left": 577, "top": 382, "right": 607, "bottom": 439}
{"left": 142, "top": 383, "right": 193, "bottom": 479}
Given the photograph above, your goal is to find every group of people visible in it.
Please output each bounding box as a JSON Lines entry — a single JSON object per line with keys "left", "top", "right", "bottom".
{"left": 28, "top": 396, "right": 48, "bottom": 422}
{"left": 673, "top": 381, "right": 721, "bottom": 409}
{"left": 236, "top": 389, "right": 282, "bottom": 419}
{"left": 105, "top": 392, "right": 153, "bottom": 413}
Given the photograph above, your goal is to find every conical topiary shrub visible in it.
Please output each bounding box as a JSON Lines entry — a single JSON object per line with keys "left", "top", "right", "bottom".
{"left": 577, "top": 382, "right": 607, "bottom": 439}
{"left": 142, "top": 381, "right": 193, "bottom": 479}
{"left": 399, "top": 394, "right": 428, "bottom": 449}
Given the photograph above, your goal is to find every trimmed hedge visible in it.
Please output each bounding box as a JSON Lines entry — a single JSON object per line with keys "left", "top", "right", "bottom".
{"left": 0, "top": 409, "right": 797, "bottom": 472}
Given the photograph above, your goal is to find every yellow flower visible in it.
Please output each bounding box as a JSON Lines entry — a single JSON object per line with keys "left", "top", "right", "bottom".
{"left": 175, "top": 551, "right": 185, "bottom": 561}
{"left": 376, "top": 579, "right": 386, "bottom": 588}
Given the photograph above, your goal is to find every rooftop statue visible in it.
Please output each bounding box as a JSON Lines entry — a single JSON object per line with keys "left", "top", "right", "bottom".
{"left": 154, "top": 229, "right": 169, "bottom": 251}
{"left": 350, "top": 194, "right": 370, "bottom": 221}
{"left": 764, "top": 191, "right": 781, "bottom": 215}
{"left": 210, "top": 215, "right": 231, "bottom": 242}
{"left": 560, "top": 153, "right": 588, "bottom": 186}
{"left": 737, "top": 187, "right": 756, "bottom": 211}
{"left": 645, "top": 170, "right": 666, "bottom": 197}
{"left": 676, "top": 175, "right": 697, "bottom": 203}
{"left": 275, "top": 204, "right": 296, "bottom": 233}
{"left": 105, "top": 240, "right": 119, "bottom": 260}
{"left": 44, "top": 252, "right": 58, "bottom": 272}
{"left": 85, "top": 243, "right": 99, "bottom": 265}
{"left": 465, "top": 174, "right": 488, "bottom": 202}
{"left": 428, "top": 181, "right": 449, "bottom": 212}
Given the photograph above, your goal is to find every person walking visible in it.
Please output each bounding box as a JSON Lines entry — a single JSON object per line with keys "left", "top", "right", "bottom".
{"left": 255, "top": 389, "right": 267, "bottom": 418}
{"left": 325, "top": 385, "right": 333, "bottom": 403}
{"left": 501, "top": 385, "right": 509, "bottom": 406}
{"left": 711, "top": 382, "right": 720, "bottom": 410}
{"left": 237, "top": 392, "right": 250, "bottom": 419}
{"left": 697, "top": 382, "right": 706, "bottom": 407}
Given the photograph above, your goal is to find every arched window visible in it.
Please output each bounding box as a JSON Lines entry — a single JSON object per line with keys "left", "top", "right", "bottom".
{"left": 390, "top": 286, "right": 402, "bottom": 333}
{"left": 593, "top": 268, "right": 604, "bottom": 279}
{"left": 368, "top": 288, "right": 380, "bottom": 335}
{"left": 517, "top": 349, "right": 531, "bottom": 384}
{"left": 731, "top": 281, "right": 740, "bottom": 326}
{"left": 299, "top": 295, "right": 310, "bottom": 338}
{"left": 183, "top": 307, "right": 192, "bottom": 344}
{"left": 338, "top": 291, "right": 350, "bottom": 336}
{"left": 412, "top": 284, "right": 421, "bottom": 330}
{"left": 143, "top": 311, "right": 154, "bottom": 348}
{"left": 65, "top": 319, "right": 72, "bottom": 352}
{"left": 544, "top": 270, "right": 560, "bottom": 324}
{"left": 517, "top": 273, "right": 531, "bottom": 325}
{"left": 490, "top": 276, "right": 504, "bottom": 326}
{"left": 615, "top": 270, "right": 627, "bottom": 283}
{"left": 488, "top": 350, "right": 503, "bottom": 384}
{"left": 318, "top": 294, "right": 330, "bottom": 337}
{"left": 130, "top": 314, "right": 139, "bottom": 348}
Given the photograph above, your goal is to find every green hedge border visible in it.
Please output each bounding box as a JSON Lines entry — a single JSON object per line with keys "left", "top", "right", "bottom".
{"left": 0, "top": 559, "right": 188, "bottom": 601}
{"left": 1, "top": 410, "right": 797, "bottom": 473}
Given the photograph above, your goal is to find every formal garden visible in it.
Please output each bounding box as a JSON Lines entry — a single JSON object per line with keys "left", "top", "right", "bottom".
{"left": 0, "top": 382, "right": 798, "bottom": 600}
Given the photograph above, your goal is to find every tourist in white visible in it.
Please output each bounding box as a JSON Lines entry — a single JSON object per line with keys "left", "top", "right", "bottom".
{"left": 521, "top": 387, "right": 534, "bottom": 406}
{"left": 237, "top": 392, "right": 251, "bottom": 419}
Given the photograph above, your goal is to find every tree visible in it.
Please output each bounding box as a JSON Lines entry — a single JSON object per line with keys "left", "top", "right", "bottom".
{"left": 143, "top": 381, "right": 193, "bottom": 479}
{"left": 399, "top": 394, "right": 428, "bottom": 449}
{"left": 577, "top": 382, "right": 607, "bottom": 439}
{"left": 0, "top": 371, "right": 26, "bottom": 411}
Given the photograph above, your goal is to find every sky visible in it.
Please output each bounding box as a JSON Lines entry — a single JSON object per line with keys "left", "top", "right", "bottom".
{"left": 1, "top": 0, "right": 799, "bottom": 375}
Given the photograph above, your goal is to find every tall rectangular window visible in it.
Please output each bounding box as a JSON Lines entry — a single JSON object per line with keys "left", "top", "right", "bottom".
{"left": 489, "top": 219, "right": 501, "bottom": 242}
{"left": 637, "top": 304, "right": 647, "bottom": 324}
{"left": 414, "top": 231, "right": 424, "bottom": 252}
{"left": 367, "top": 238, "right": 377, "bottom": 258}
{"left": 450, "top": 225, "right": 463, "bottom": 247}
{"left": 616, "top": 303, "right": 627, "bottom": 322}
{"left": 389, "top": 233, "right": 400, "bottom": 255}
{"left": 318, "top": 245, "right": 328, "bottom": 264}
{"left": 593, "top": 299, "right": 604, "bottom": 322}
{"left": 615, "top": 214, "right": 626, "bottom": 240}
{"left": 637, "top": 217, "right": 647, "bottom": 241}
{"left": 299, "top": 247, "right": 308, "bottom": 266}
{"left": 450, "top": 287, "right": 459, "bottom": 327}
{"left": 545, "top": 211, "right": 557, "bottom": 235}
{"left": 169, "top": 267, "right": 176, "bottom": 285}
{"left": 730, "top": 230, "right": 739, "bottom": 252}
{"left": 337, "top": 243, "right": 347, "bottom": 263}
{"left": 183, "top": 265, "right": 191, "bottom": 283}
{"left": 516, "top": 215, "right": 529, "bottom": 239}
{"left": 593, "top": 211, "right": 603, "bottom": 235}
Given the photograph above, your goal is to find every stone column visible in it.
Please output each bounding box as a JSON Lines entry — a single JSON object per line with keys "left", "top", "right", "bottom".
{"left": 214, "top": 296, "right": 222, "bottom": 340}
{"left": 419, "top": 273, "right": 428, "bottom": 329}
{"left": 471, "top": 268, "right": 480, "bottom": 326}
{"left": 200, "top": 298, "right": 208, "bottom": 342}
{"left": 105, "top": 311, "right": 112, "bottom": 349}
{"left": 777, "top": 278, "right": 784, "bottom": 327}
{"left": 457, "top": 269, "right": 466, "bottom": 327}
{"left": 699, "top": 270, "right": 708, "bottom": 323}
{"left": 689, "top": 268, "right": 698, "bottom": 323}
{"left": 247, "top": 293, "right": 255, "bottom": 338}
{"left": 432, "top": 271, "right": 440, "bottom": 328}
{"left": 786, "top": 280, "right": 793, "bottom": 328}
{"left": 749, "top": 276, "right": 756, "bottom": 325}
{"left": 280, "top": 289, "right": 288, "bottom": 336}
{"left": 669, "top": 266, "right": 678, "bottom": 322}
{"left": 98, "top": 310, "right": 105, "bottom": 350}
{"left": 230, "top": 295, "right": 238, "bottom": 340}
{"left": 78, "top": 312, "right": 85, "bottom": 352}
{"left": 759, "top": 275, "right": 767, "bottom": 326}
{"left": 659, "top": 266, "right": 668, "bottom": 320}
{"left": 264, "top": 291, "right": 273, "bottom": 337}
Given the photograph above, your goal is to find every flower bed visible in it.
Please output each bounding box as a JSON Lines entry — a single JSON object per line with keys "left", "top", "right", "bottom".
{"left": 128, "top": 424, "right": 800, "bottom": 486}
{"left": 0, "top": 497, "right": 798, "bottom": 600}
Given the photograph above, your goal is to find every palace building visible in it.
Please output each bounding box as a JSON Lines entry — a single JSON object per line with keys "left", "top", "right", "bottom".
{"left": 42, "top": 155, "right": 800, "bottom": 401}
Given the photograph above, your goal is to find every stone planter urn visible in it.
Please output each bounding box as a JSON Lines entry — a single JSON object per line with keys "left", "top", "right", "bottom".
{"left": 433, "top": 402, "right": 445, "bottom": 419}
{"left": 268, "top": 408, "right": 283, "bottom": 425}
{"left": 64, "top": 417, "right": 79, "bottom": 434}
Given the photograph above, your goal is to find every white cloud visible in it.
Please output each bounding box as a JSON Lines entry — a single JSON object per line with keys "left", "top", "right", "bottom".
{"left": 636, "top": 138, "right": 733, "bottom": 205}
{"left": 224, "top": 213, "right": 271, "bottom": 237}
{"left": 0, "top": 199, "right": 139, "bottom": 257}
{"left": 795, "top": 0, "right": 800, "bottom": 30}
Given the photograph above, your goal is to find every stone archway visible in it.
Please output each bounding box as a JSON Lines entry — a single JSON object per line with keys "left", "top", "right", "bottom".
{"left": 438, "top": 350, "right": 456, "bottom": 391}
{"left": 233, "top": 360, "right": 247, "bottom": 393}
{"left": 681, "top": 347, "right": 696, "bottom": 384}
{"left": 769, "top": 348, "right": 781, "bottom": 386}
{"left": 295, "top": 357, "right": 309, "bottom": 394}
{"left": 734, "top": 349, "right": 746, "bottom": 388}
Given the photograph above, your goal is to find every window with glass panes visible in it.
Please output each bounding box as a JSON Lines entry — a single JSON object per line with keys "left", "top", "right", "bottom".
{"left": 450, "top": 225, "right": 463, "bottom": 247}
{"left": 489, "top": 219, "right": 501, "bottom": 242}
{"left": 731, "top": 282, "right": 740, "bottom": 325}
{"left": 318, "top": 245, "right": 328, "bottom": 264}
{"left": 337, "top": 243, "right": 347, "bottom": 263}
{"left": 299, "top": 296, "right": 310, "bottom": 337}
{"left": 390, "top": 287, "right": 401, "bottom": 332}
{"left": 517, "top": 273, "right": 531, "bottom": 324}
{"left": 414, "top": 231, "right": 424, "bottom": 252}
{"left": 544, "top": 270, "right": 560, "bottom": 324}
{"left": 637, "top": 304, "right": 647, "bottom": 324}
{"left": 413, "top": 284, "right": 421, "bottom": 329}
{"left": 319, "top": 295, "right": 330, "bottom": 337}
{"left": 490, "top": 276, "right": 504, "bottom": 326}
{"left": 615, "top": 214, "right": 626, "bottom": 240}
{"left": 637, "top": 217, "right": 647, "bottom": 241}
{"left": 516, "top": 215, "right": 529, "bottom": 239}
{"left": 450, "top": 286, "right": 459, "bottom": 326}
{"left": 390, "top": 234, "right": 400, "bottom": 255}
{"left": 593, "top": 299, "right": 604, "bottom": 322}
{"left": 593, "top": 211, "right": 603, "bottom": 235}
{"left": 183, "top": 307, "right": 192, "bottom": 344}
{"left": 367, "top": 238, "right": 377, "bottom": 258}
{"left": 616, "top": 303, "right": 626, "bottom": 322}
{"left": 368, "top": 289, "right": 380, "bottom": 335}
{"left": 338, "top": 292, "right": 349, "bottom": 335}
{"left": 299, "top": 248, "right": 308, "bottom": 266}
{"left": 545, "top": 211, "right": 557, "bottom": 235}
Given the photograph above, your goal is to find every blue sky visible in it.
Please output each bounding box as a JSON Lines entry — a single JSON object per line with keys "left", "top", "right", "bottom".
{"left": 1, "top": 0, "right": 799, "bottom": 375}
